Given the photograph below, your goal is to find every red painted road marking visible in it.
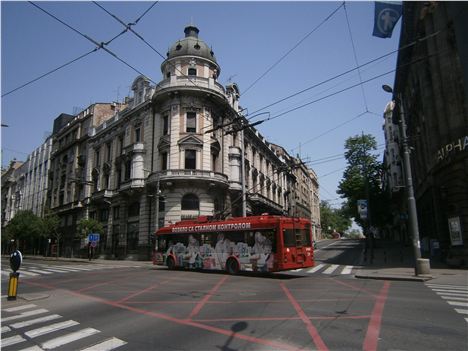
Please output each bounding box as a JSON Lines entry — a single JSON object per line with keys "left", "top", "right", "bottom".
{"left": 23, "top": 279, "right": 299, "bottom": 351}
{"left": 116, "top": 274, "right": 188, "bottom": 303}
{"left": 363, "top": 281, "right": 391, "bottom": 351}
{"left": 281, "top": 283, "right": 329, "bottom": 351}
{"left": 331, "top": 277, "right": 378, "bottom": 298}
{"left": 193, "top": 315, "right": 371, "bottom": 322}
{"left": 187, "top": 276, "right": 228, "bottom": 319}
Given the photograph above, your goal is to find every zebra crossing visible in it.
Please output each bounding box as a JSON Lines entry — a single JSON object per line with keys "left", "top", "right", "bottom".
{"left": 426, "top": 283, "right": 468, "bottom": 323}
{"left": 1, "top": 303, "right": 127, "bottom": 350}
{"left": 284, "top": 263, "right": 359, "bottom": 276}
{"left": 1, "top": 263, "right": 142, "bottom": 280}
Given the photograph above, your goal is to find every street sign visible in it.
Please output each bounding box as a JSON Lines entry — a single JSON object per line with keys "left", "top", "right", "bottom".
{"left": 90, "top": 241, "right": 97, "bottom": 248}
{"left": 10, "top": 250, "right": 22, "bottom": 272}
{"left": 88, "top": 233, "right": 100, "bottom": 242}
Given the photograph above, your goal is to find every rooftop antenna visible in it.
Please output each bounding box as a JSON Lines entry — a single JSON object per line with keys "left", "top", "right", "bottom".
{"left": 113, "top": 86, "right": 121, "bottom": 103}
{"left": 227, "top": 74, "right": 237, "bottom": 84}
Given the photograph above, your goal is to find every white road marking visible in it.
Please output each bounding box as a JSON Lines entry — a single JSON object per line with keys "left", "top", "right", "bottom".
{"left": 435, "top": 291, "right": 468, "bottom": 297}
{"left": 2, "top": 309, "right": 49, "bottom": 322}
{"left": 40, "top": 268, "right": 74, "bottom": 273}
{"left": 18, "top": 346, "right": 44, "bottom": 351}
{"left": 4, "top": 304, "right": 37, "bottom": 312}
{"left": 26, "top": 320, "right": 79, "bottom": 338}
{"left": 323, "top": 264, "right": 339, "bottom": 274}
{"left": 80, "top": 337, "right": 128, "bottom": 351}
{"left": 2, "top": 326, "right": 11, "bottom": 333}
{"left": 306, "top": 264, "right": 325, "bottom": 273}
{"left": 10, "top": 314, "right": 62, "bottom": 329}
{"left": 41, "top": 328, "right": 100, "bottom": 349}
{"left": 455, "top": 309, "right": 468, "bottom": 315}
{"left": 341, "top": 265, "right": 353, "bottom": 275}
{"left": 447, "top": 301, "right": 468, "bottom": 307}
{"left": 427, "top": 284, "right": 468, "bottom": 290}
{"left": 441, "top": 296, "right": 468, "bottom": 301}
{"left": 60, "top": 266, "right": 93, "bottom": 271}
{"left": 2, "top": 334, "right": 26, "bottom": 346}
{"left": 290, "top": 268, "right": 304, "bottom": 272}
{"left": 16, "top": 270, "right": 40, "bottom": 276}
{"left": 27, "top": 269, "right": 53, "bottom": 275}
{"left": 1, "top": 270, "right": 11, "bottom": 277}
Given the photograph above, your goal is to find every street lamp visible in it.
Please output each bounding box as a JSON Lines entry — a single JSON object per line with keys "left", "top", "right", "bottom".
{"left": 382, "top": 84, "right": 429, "bottom": 276}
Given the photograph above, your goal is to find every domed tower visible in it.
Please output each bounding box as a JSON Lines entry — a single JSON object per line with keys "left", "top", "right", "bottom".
{"left": 150, "top": 25, "right": 240, "bottom": 225}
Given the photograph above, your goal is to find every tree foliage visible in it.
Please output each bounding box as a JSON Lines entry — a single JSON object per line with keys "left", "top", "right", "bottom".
{"left": 77, "top": 218, "right": 104, "bottom": 238}
{"left": 337, "top": 134, "right": 390, "bottom": 229}
{"left": 319, "top": 201, "right": 352, "bottom": 235}
{"left": 4, "top": 210, "right": 43, "bottom": 242}
{"left": 41, "top": 212, "right": 60, "bottom": 239}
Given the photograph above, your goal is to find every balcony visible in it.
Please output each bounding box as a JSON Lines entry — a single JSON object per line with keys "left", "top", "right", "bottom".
{"left": 153, "top": 76, "right": 226, "bottom": 101}
{"left": 147, "top": 170, "right": 229, "bottom": 188}
{"left": 119, "top": 178, "right": 145, "bottom": 192}
{"left": 91, "top": 189, "right": 116, "bottom": 202}
{"left": 248, "top": 192, "right": 284, "bottom": 214}
{"left": 122, "top": 142, "right": 146, "bottom": 156}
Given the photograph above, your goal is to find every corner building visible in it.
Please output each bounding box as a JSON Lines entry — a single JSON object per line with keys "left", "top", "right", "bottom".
{"left": 83, "top": 26, "right": 320, "bottom": 259}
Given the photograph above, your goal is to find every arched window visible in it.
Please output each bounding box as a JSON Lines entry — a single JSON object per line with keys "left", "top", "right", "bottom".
{"left": 181, "top": 193, "right": 199, "bottom": 211}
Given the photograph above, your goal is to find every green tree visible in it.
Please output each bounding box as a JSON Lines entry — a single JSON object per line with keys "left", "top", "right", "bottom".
{"left": 320, "top": 201, "right": 352, "bottom": 236}
{"left": 4, "top": 210, "right": 42, "bottom": 251}
{"left": 337, "top": 134, "right": 390, "bottom": 229}
{"left": 77, "top": 218, "right": 104, "bottom": 239}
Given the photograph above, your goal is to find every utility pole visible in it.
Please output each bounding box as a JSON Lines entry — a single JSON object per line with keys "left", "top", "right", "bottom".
{"left": 241, "top": 129, "right": 247, "bottom": 216}
{"left": 382, "top": 85, "right": 428, "bottom": 276}
{"left": 397, "top": 93, "right": 424, "bottom": 275}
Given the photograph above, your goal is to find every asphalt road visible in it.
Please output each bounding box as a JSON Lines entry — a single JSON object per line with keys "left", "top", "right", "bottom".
{"left": 2, "top": 240, "right": 467, "bottom": 351}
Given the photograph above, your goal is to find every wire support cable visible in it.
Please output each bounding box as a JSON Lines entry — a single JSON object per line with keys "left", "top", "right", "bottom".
{"left": 343, "top": 2, "right": 368, "bottom": 111}
{"left": 29, "top": 1, "right": 158, "bottom": 85}
{"left": 2, "top": 48, "right": 98, "bottom": 98}
{"left": 246, "top": 30, "right": 441, "bottom": 119}
{"left": 241, "top": 1, "right": 345, "bottom": 96}
{"left": 249, "top": 49, "right": 447, "bottom": 127}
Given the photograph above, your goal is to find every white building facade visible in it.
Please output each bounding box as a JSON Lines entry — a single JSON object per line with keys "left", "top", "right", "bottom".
{"left": 84, "top": 26, "right": 321, "bottom": 259}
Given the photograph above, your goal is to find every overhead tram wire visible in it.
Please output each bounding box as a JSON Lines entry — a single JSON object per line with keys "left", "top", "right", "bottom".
{"left": 343, "top": 2, "right": 368, "bottom": 111}
{"left": 3, "top": 2, "right": 157, "bottom": 98}
{"left": 241, "top": 1, "right": 345, "bottom": 97}
{"left": 245, "top": 48, "right": 448, "bottom": 128}
{"left": 92, "top": 1, "right": 235, "bottom": 135}
{"left": 289, "top": 110, "right": 382, "bottom": 153}
{"left": 245, "top": 29, "right": 442, "bottom": 119}
{"left": 2, "top": 48, "right": 98, "bottom": 98}
{"left": 29, "top": 1, "right": 159, "bottom": 86}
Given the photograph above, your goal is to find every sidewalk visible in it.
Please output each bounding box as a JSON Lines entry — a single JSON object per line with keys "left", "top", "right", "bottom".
{"left": 2, "top": 254, "right": 154, "bottom": 267}
{"left": 354, "top": 240, "right": 468, "bottom": 283}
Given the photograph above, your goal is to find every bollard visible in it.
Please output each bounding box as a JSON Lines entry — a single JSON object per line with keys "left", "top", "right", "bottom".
{"left": 416, "top": 258, "right": 431, "bottom": 275}
{"left": 8, "top": 272, "right": 20, "bottom": 300}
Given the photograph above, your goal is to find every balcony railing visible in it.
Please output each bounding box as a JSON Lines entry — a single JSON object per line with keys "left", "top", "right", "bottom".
{"left": 90, "top": 189, "right": 115, "bottom": 201}
{"left": 119, "top": 178, "right": 145, "bottom": 192}
{"left": 248, "top": 193, "right": 284, "bottom": 213}
{"left": 154, "top": 76, "right": 225, "bottom": 96}
{"left": 147, "top": 169, "right": 229, "bottom": 187}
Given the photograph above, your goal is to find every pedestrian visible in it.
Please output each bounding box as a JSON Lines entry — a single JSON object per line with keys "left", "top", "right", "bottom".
{"left": 88, "top": 242, "right": 92, "bottom": 261}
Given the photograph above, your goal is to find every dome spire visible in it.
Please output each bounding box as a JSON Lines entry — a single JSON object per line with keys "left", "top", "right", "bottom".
{"left": 184, "top": 24, "right": 199, "bottom": 38}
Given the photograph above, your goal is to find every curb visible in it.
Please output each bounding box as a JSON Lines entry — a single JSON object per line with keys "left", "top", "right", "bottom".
{"left": 354, "top": 273, "right": 433, "bottom": 282}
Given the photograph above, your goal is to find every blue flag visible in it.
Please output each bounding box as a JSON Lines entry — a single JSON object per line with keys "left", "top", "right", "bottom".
{"left": 373, "top": 1, "right": 403, "bottom": 38}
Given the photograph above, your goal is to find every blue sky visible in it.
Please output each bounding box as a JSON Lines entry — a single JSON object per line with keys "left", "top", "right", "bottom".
{"left": 1, "top": 1, "right": 401, "bottom": 207}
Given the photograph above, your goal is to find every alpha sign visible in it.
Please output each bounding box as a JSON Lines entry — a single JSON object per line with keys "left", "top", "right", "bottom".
{"left": 436, "top": 135, "right": 468, "bottom": 162}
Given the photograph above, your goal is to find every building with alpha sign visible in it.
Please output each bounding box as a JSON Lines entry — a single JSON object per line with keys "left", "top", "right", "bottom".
{"left": 390, "top": 2, "right": 468, "bottom": 265}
